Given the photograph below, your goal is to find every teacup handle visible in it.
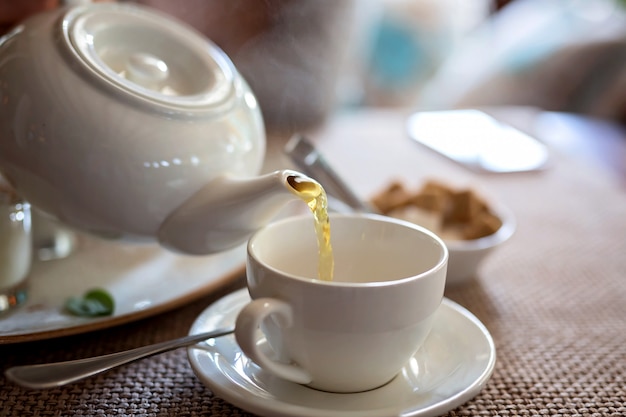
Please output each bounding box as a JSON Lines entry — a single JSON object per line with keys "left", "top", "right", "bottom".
{"left": 235, "top": 298, "right": 312, "bottom": 384}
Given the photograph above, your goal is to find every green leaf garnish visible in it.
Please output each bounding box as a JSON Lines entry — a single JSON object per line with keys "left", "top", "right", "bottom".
{"left": 65, "top": 288, "right": 115, "bottom": 317}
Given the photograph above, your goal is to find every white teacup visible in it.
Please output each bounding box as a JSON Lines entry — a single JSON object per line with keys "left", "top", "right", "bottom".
{"left": 235, "top": 213, "right": 448, "bottom": 393}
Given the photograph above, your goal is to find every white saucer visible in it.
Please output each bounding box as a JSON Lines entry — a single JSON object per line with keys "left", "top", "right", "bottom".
{"left": 0, "top": 234, "right": 245, "bottom": 344}
{"left": 188, "top": 288, "right": 496, "bottom": 417}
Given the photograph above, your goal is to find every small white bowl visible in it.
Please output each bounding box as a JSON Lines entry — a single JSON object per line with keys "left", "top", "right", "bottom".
{"left": 443, "top": 204, "right": 515, "bottom": 286}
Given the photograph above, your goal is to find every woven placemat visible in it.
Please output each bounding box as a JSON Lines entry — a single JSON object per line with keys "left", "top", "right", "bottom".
{"left": 1, "top": 110, "right": 625, "bottom": 416}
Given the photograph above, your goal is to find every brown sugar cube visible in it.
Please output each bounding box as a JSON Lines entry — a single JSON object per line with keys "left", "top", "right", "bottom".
{"left": 444, "top": 189, "right": 487, "bottom": 225}
{"left": 461, "top": 212, "right": 503, "bottom": 239}
{"left": 409, "top": 191, "right": 446, "bottom": 213}
{"left": 419, "top": 180, "right": 454, "bottom": 200}
{"left": 371, "top": 181, "right": 412, "bottom": 214}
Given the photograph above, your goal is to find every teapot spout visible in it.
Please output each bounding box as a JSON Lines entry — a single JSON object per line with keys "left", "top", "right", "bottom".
{"left": 157, "top": 169, "right": 316, "bottom": 255}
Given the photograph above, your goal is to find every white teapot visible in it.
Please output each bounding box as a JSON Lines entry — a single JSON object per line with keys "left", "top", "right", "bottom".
{"left": 0, "top": 3, "right": 314, "bottom": 255}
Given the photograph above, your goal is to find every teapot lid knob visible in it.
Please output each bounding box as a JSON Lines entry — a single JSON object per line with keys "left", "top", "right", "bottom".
{"left": 125, "top": 52, "right": 169, "bottom": 91}
{"left": 59, "top": 3, "right": 236, "bottom": 111}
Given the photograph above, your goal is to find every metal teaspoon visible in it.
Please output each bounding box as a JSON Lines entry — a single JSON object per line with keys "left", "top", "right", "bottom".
{"left": 284, "top": 134, "right": 377, "bottom": 214}
{"left": 4, "top": 326, "right": 235, "bottom": 390}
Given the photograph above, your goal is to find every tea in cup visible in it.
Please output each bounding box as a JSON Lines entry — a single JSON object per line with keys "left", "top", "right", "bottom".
{"left": 235, "top": 213, "right": 448, "bottom": 393}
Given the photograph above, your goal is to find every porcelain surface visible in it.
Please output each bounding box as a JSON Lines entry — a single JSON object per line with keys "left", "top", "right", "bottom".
{"left": 444, "top": 202, "right": 515, "bottom": 285}
{"left": 0, "top": 233, "right": 245, "bottom": 344}
{"left": 237, "top": 214, "right": 448, "bottom": 393}
{"left": 0, "top": 3, "right": 265, "bottom": 244}
{"left": 188, "top": 288, "right": 496, "bottom": 417}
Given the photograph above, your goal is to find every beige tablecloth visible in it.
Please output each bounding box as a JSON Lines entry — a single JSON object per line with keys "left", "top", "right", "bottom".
{"left": 1, "top": 108, "right": 625, "bottom": 416}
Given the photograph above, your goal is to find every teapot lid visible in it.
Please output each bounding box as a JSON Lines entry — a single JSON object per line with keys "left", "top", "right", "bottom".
{"left": 60, "top": 3, "right": 236, "bottom": 111}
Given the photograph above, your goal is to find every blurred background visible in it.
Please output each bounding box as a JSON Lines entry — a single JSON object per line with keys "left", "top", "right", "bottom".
{"left": 129, "top": 0, "right": 626, "bottom": 132}
{"left": 2, "top": 0, "right": 625, "bottom": 131}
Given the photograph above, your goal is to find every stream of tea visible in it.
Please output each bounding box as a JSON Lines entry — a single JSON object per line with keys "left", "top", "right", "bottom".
{"left": 287, "top": 176, "right": 334, "bottom": 281}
